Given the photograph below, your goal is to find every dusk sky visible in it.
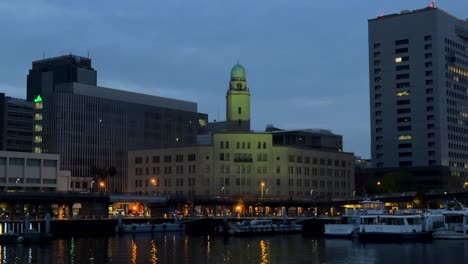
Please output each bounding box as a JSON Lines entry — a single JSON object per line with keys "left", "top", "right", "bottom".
{"left": 1, "top": 0, "right": 467, "bottom": 158}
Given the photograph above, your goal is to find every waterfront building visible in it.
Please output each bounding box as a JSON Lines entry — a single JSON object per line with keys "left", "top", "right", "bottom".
{"left": 0, "top": 93, "right": 33, "bottom": 152}
{"left": 368, "top": 7, "right": 468, "bottom": 188}
{"left": 26, "top": 55, "right": 208, "bottom": 192}
{"left": 0, "top": 151, "right": 70, "bottom": 192}
{"left": 128, "top": 64, "right": 355, "bottom": 200}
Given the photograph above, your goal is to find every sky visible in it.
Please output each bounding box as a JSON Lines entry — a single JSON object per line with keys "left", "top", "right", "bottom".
{"left": 1, "top": 0, "right": 467, "bottom": 158}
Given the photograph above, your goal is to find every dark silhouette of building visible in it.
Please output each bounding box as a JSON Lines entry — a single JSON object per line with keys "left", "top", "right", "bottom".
{"left": 0, "top": 93, "right": 33, "bottom": 152}
{"left": 26, "top": 55, "right": 207, "bottom": 192}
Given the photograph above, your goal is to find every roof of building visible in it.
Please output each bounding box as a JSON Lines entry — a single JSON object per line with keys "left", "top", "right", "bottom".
{"left": 230, "top": 63, "right": 246, "bottom": 80}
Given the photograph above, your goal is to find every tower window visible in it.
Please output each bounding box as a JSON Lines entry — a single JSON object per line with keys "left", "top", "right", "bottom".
{"left": 237, "top": 83, "right": 242, "bottom": 89}
{"left": 238, "top": 107, "right": 241, "bottom": 114}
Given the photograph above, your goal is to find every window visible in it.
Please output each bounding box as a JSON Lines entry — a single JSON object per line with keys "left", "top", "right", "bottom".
{"left": 399, "top": 152, "right": 412, "bottom": 157}
{"left": 396, "top": 73, "right": 410, "bottom": 79}
{"left": 398, "top": 126, "right": 411, "bottom": 131}
{"left": 395, "top": 48, "right": 408, "bottom": 54}
{"left": 424, "top": 35, "right": 432, "bottom": 41}
{"left": 374, "top": 51, "right": 381, "bottom": 57}
{"left": 398, "top": 135, "right": 412, "bottom": 140}
{"left": 396, "top": 65, "right": 410, "bottom": 71}
{"left": 426, "top": 88, "right": 433, "bottom": 94}
{"left": 176, "top": 155, "right": 184, "bottom": 162}
{"left": 397, "top": 82, "right": 410, "bottom": 88}
{"left": 397, "top": 108, "right": 411, "bottom": 114}
{"left": 395, "top": 39, "right": 409, "bottom": 45}
{"left": 375, "top": 85, "right": 382, "bottom": 91}
{"left": 375, "top": 94, "right": 382, "bottom": 99}
{"left": 164, "top": 155, "right": 171, "bottom": 162}
{"left": 425, "top": 53, "right": 432, "bottom": 59}
{"left": 374, "top": 43, "right": 381, "bottom": 48}
{"left": 426, "top": 80, "right": 433, "bottom": 85}
{"left": 396, "top": 91, "right": 410, "bottom": 97}
{"left": 375, "top": 77, "right": 382, "bottom": 83}
{"left": 399, "top": 143, "right": 412, "bottom": 149}
{"left": 399, "top": 161, "right": 412, "bottom": 166}
{"left": 425, "top": 62, "right": 432, "bottom": 67}
{"left": 426, "top": 71, "right": 432, "bottom": 76}
{"left": 397, "top": 100, "right": 410, "bottom": 105}
{"left": 374, "top": 69, "right": 382, "bottom": 74}
{"left": 397, "top": 117, "right": 411, "bottom": 123}
{"left": 425, "top": 44, "right": 432, "bottom": 50}
{"left": 426, "top": 97, "right": 434, "bottom": 103}
{"left": 152, "top": 156, "right": 160, "bottom": 163}
{"left": 238, "top": 107, "right": 241, "bottom": 114}
{"left": 427, "top": 106, "right": 434, "bottom": 111}
{"left": 427, "top": 124, "right": 434, "bottom": 129}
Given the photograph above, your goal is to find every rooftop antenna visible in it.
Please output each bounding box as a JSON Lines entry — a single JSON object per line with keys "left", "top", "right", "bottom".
{"left": 430, "top": 0, "right": 435, "bottom": 8}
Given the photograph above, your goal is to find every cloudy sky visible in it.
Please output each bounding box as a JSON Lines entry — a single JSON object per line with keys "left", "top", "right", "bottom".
{"left": 1, "top": 0, "right": 467, "bottom": 158}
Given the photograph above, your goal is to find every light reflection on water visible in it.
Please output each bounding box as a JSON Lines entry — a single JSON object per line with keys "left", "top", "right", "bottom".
{"left": 0, "top": 235, "right": 466, "bottom": 263}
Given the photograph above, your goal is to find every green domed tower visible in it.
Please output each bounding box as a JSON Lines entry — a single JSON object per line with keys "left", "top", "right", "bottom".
{"left": 226, "top": 62, "right": 250, "bottom": 132}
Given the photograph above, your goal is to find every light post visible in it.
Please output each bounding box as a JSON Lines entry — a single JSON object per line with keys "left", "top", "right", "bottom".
{"left": 99, "top": 181, "right": 105, "bottom": 192}
{"left": 464, "top": 182, "right": 468, "bottom": 189}
{"left": 91, "top": 180, "right": 95, "bottom": 192}
{"left": 260, "top": 182, "right": 265, "bottom": 198}
{"left": 151, "top": 179, "right": 156, "bottom": 194}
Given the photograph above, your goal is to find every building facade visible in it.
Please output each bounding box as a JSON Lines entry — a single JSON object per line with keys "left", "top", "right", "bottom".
{"left": 0, "top": 151, "right": 70, "bottom": 192}
{"left": 0, "top": 93, "right": 33, "bottom": 152}
{"left": 369, "top": 7, "right": 468, "bottom": 183}
{"left": 26, "top": 55, "right": 207, "bottom": 192}
{"left": 128, "top": 64, "right": 355, "bottom": 199}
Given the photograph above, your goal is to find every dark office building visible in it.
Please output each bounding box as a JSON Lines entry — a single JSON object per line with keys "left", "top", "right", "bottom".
{"left": 26, "top": 55, "right": 208, "bottom": 192}
{"left": 0, "top": 93, "right": 33, "bottom": 152}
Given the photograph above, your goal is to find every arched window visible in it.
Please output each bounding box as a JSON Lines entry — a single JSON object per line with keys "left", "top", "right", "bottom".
{"left": 238, "top": 107, "right": 242, "bottom": 114}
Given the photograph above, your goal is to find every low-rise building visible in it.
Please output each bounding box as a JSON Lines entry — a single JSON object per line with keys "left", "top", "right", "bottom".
{"left": 0, "top": 151, "right": 70, "bottom": 192}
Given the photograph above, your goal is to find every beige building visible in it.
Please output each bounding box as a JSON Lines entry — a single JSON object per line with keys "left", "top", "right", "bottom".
{"left": 0, "top": 151, "right": 71, "bottom": 192}
{"left": 128, "top": 132, "right": 354, "bottom": 199}
{"left": 127, "top": 63, "right": 354, "bottom": 199}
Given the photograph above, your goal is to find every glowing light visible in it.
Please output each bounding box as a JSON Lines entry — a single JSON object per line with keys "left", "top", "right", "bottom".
{"left": 396, "top": 91, "right": 410, "bottom": 97}
{"left": 395, "top": 57, "right": 402, "bottom": 63}
{"left": 377, "top": 181, "right": 381, "bottom": 186}
{"left": 33, "top": 95, "right": 43, "bottom": 103}
{"left": 398, "top": 135, "right": 413, "bottom": 140}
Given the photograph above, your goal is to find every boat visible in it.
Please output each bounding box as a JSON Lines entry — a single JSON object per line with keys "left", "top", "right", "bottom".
{"left": 433, "top": 200, "right": 468, "bottom": 240}
{"left": 115, "top": 210, "right": 185, "bottom": 234}
{"left": 217, "top": 208, "right": 302, "bottom": 235}
{"left": 324, "top": 199, "right": 386, "bottom": 238}
{"left": 358, "top": 212, "right": 444, "bottom": 242}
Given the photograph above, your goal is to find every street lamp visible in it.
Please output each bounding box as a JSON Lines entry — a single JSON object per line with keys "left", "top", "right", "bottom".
{"left": 151, "top": 179, "right": 156, "bottom": 194}
{"left": 464, "top": 182, "right": 468, "bottom": 188}
{"left": 260, "top": 182, "right": 265, "bottom": 198}
{"left": 99, "top": 181, "right": 105, "bottom": 192}
{"left": 91, "top": 180, "right": 95, "bottom": 192}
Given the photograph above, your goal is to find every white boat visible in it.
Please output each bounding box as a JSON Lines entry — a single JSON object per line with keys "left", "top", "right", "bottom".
{"left": 218, "top": 208, "right": 302, "bottom": 235}
{"left": 115, "top": 210, "right": 185, "bottom": 234}
{"left": 433, "top": 200, "right": 468, "bottom": 240}
{"left": 358, "top": 212, "right": 444, "bottom": 241}
{"left": 324, "top": 199, "right": 386, "bottom": 238}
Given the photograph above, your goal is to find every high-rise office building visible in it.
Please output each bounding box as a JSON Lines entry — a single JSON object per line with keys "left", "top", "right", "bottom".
{"left": 26, "top": 55, "right": 208, "bottom": 192}
{"left": 0, "top": 93, "right": 33, "bottom": 152}
{"left": 369, "top": 7, "right": 468, "bottom": 184}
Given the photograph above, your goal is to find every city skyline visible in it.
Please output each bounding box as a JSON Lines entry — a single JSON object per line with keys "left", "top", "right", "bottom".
{"left": 1, "top": 0, "right": 468, "bottom": 159}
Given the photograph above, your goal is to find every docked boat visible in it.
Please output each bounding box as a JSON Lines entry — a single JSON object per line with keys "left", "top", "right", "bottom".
{"left": 433, "top": 200, "right": 468, "bottom": 240}
{"left": 358, "top": 212, "right": 444, "bottom": 241}
{"left": 324, "top": 199, "right": 386, "bottom": 238}
{"left": 115, "top": 211, "right": 185, "bottom": 234}
{"left": 217, "top": 208, "right": 302, "bottom": 235}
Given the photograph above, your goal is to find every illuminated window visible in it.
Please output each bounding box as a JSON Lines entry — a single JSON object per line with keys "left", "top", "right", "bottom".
{"left": 34, "top": 124, "right": 42, "bottom": 132}
{"left": 34, "top": 147, "right": 42, "bottom": 153}
{"left": 34, "top": 136, "right": 42, "bottom": 143}
{"left": 398, "top": 135, "right": 412, "bottom": 140}
{"left": 35, "top": 113, "right": 43, "bottom": 121}
{"left": 396, "top": 91, "right": 410, "bottom": 97}
{"left": 198, "top": 119, "right": 207, "bottom": 127}
{"left": 34, "top": 102, "right": 43, "bottom": 109}
{"left": 395, "top": 57, "right": 402, "bottom": 63}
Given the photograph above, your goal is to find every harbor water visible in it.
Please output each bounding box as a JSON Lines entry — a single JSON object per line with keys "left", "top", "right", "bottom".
{"left": 0, "top": 234, "right": 467, "bottom": 263}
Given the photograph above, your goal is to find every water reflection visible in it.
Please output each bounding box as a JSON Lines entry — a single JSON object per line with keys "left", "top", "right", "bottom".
{"left": 131, "top": 240, "right": 137, "bottom": 264}
{"left": 0, "top": 235, "right": 466, "bottom": 263}
{"left": 150, "top": 239, "right": 158, "bottom": 264}
{"left": 260, "top": 240, "right": 269, "bottom": 264}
